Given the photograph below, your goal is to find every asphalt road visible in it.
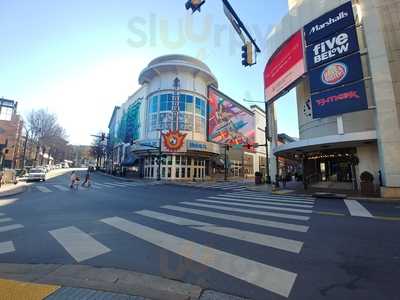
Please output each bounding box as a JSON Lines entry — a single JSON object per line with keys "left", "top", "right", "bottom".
{"left": 0, "top": 170, "right": 399, "bottom": 300}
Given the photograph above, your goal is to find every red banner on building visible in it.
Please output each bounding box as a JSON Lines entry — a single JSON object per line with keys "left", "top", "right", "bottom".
{"left": 264, "top": 30, "right": 305, "bottom": 102}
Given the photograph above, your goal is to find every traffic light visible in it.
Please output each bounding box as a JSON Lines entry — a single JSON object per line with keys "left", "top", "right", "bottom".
{"left": 245, "top": 143, "right": 252, "bottom": 150}
{"left": 185, "top": 0, "right": 205, "bottom": 13}
{"left": 225, "top": 144, "right": 230, "bottom": 151}
{"left": 101, "top": 133, "right": 106, "bottom": 141}
{"left": 241, "top": 42, "right": 253, "bottom": 67}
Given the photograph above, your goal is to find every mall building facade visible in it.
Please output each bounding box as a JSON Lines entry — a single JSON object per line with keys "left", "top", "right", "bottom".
{"left": 107, "top": 55, "right": 267, "bottom": 181}
{"left": 266, "top": 0, "right": 400, "bottom": 197}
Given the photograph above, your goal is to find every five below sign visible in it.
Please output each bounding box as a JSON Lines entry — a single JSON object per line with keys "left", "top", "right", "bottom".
{"left": 306, "top": 25, "right": 359, "bottom": 69}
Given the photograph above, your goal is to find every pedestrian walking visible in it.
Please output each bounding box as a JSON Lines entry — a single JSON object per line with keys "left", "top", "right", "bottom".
{"left": 70, "top": 171, "right": 79, "bottom": 190}
{"left": 82, "top": 169, "right": 91, "bottom": 188}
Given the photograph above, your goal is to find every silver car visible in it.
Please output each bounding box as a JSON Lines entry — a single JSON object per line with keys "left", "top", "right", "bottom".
{"left": 26, "top": 168, "right": 46, "bottom": 181}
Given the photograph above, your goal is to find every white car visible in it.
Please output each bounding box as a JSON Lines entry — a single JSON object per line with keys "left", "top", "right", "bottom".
{"left": 26, "top": 168, "right": 46, "bottom": 181}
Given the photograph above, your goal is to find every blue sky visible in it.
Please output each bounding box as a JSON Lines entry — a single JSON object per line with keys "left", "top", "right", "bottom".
{"left": 0, "top": 0, "right": 298, "bottom": 145}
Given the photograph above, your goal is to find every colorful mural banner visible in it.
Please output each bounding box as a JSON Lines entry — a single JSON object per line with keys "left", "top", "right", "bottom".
{"left": 208, "top": 88, "right": 255, "bottom": 147}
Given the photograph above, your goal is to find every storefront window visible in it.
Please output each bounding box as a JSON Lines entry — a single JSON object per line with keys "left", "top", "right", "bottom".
{"left": 181, "top": 168, "right": 186, "bottom": 178}
{"left": 167, "top": 167, "right": 172, "bottom": 178}
{"left": 167, "top": 156, "right": 173, "bottom": 165}
{"left": 176, "top": 156, "right": 181, "bottom": 165}
{"left": 175, "top": 167, "right": 179, "bottom": 178}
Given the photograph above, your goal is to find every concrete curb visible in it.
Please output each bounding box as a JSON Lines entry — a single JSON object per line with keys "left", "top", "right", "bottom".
{"left": 0, "top": 263, "right": 251, "bottom": 300}
{"left": 0, "top": 183, "right": 30, "bottom": 198}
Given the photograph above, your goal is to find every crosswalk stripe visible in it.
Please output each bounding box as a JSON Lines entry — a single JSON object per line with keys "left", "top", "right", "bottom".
{"left": 222, "top": 193, "right": 315, "bottom": 204}
{"left": 196, "top": 199, "right": 313, "bottom": 214}
{"left": 162, "top": 205, "right": 309, "bottom": 232}
{"left": 344, "top": 200, "right": 373, "bottom": 218}
{"left": 36, "top": 186, "right": 52, "bottom": 193}
{"left": 209, "top": 196, "right": 313, "bottom": 208}
{"left": 0, "top": 213, "right": 4, "bottom": 217}
{"left": 0, "top": 218, "right": 13, "bottom": 223}
{"left": 0, "top": 241, "right": 15, "bottom": 254}
{"left": 217, "top": 194, "right": 314, "bottom": 205}
{"left": 181, "top": 202, "right": 310, "bottom": 221}
{"left": 92, "top": 183, "right": 111, "bottom": 188}
{"left": 136, "top": 210, "right": 303, "bottom": 253}
{"left": 49, "top": 226, "right": 111, "bottom": 262}
{"left": 53, "top": 185, "right": 70, "bottom": 192}
{"left": 229, "top": 192, "right": 314, "bottom": 202}
{"left": 0, "top": 224, "right": 24, "bottom": 232}
{"left": 101, "top": 216, "right": 297, "bottom": 297}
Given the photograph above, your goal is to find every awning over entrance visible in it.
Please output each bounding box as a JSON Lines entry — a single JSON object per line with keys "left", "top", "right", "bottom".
{"left": 121, "top": 154, "right": 139, "bottom": 167}
{"left": 274, "top": 130, "right": 377, "bottom": 159}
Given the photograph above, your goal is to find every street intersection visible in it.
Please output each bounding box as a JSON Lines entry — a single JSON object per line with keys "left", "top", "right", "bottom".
{"left": 0, "top": 171, "right": 399, "bottom": 299}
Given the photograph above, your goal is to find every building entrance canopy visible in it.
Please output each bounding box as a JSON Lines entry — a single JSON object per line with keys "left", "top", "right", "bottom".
{"left": 274, "top": 130, "right": 377, "bottom": 159}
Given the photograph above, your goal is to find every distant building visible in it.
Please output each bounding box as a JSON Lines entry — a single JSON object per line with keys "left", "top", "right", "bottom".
{"left": 0, "top": 98, "right": 23, "bottom": 169}
{"left": 106, "top": 55, "right": 268, "bottom": 180}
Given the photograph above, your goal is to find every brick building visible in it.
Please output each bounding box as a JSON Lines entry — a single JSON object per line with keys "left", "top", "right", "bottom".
{"left": 0, "top": 98, "right": 24, "bottom": 169}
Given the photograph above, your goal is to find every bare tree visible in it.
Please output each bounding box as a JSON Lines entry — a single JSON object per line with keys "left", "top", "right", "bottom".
{"left": 26, "top": 109, "right": 69, "bottom": 166}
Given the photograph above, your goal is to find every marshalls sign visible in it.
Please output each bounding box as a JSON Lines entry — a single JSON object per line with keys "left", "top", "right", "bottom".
{"left": 304, "top": 1, "right": 355, "bottom": 45}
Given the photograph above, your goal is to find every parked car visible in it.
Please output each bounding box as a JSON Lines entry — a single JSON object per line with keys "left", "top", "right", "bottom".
{"left": 26, "top": 168, "right": 46, "bottom": 181}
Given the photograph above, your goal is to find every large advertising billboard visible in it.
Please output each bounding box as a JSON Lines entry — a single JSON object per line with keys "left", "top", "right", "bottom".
{"left": 309, "top": 52, "right": 364, "bottom": 93}
{"left": 304, "top": 1, "right": 355, "bottom": 45}
{"left": 306, "top": 25, "right": 359, "bottom": 69}
{"left": 311, "top": 81, "right": 368, "bottom": 119}
{"left": 208, "top": 88, "right": 255, "bottom": 146}
{"left": 264, "top": 30, "right": 305, "bottom": 102}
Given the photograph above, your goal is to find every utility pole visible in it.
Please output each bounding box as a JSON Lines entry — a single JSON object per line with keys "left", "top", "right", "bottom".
{"left": 264, "top": 101, "right": 271, "bottom": 184}
{"left": 157, "top": 129, "right": 162, "bottom": 181}
{"left": 224, "top": 144, "right": 229, "bottom": 181}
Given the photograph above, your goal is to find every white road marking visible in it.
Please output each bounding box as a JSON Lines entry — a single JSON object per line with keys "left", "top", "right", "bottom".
{"left": 208, "top": 196, "right": 313, "bottom": 208}
{"left": 53, "top": 185, "right": 70, "bottom": 192}
{"left": 101, "top": 216, "right": 297, "bottom": 297}
{"left": 0, "top": 213, "right": 4, "bottom": 217}
{"left": 181, "top": 202, "right": 310, "bottom": 221}
{"left": 162, "top": 205, "right": 309, "bottom": 232}
{"left": 136, "top": 210, "right": 303, "bottom": 253}
{"left": 0, "top": 241, "right": 15, "bottom": 254}
{"left": 226, "top": 193, "right": 314, "bottom": 203}
{"left": 344, "top": 200, "right": 373, "bottom": 218}
{"left": 36, "top": 186, "right": 52, "bottom": 193}
{"left": 0, "top": 217, "right": 13, "bottom": 223}
{"left": 196, "top": 199, "right": 313, "bottom": 214}
{"left": 220, "top": 193, "right": 315, "bottom": 204}
{"left": 0, "top": 224, "right": 24, "bottom": 232}
{"left": 49, "top": 226, "right": 111, "bottom": 262}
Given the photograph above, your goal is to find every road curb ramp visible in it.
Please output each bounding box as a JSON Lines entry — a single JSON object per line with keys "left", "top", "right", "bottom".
{"left": 0, "top": 263, "right": 254, "bottom": 300}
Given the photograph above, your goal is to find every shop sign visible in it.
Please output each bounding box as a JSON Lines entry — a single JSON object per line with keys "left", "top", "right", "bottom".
{"left": 304, "top": 1, "right": 355, "bottom": 45}
{"left": 187, "top": 140, "right": 220, "bottom": 154}
{"left": 162, "top": 130, "right": 187, "bottom": 153}
{"left": 309, "top": 53, "right": 363, "bottom": 93}
{"left": 264, "top": 30, "right": 305, "bottom": 102}
{"left": 311, "top": 81, "right": 368, "bottom": 119}
{"left": 306, "top": 25, "right": 359, "bottom": 69}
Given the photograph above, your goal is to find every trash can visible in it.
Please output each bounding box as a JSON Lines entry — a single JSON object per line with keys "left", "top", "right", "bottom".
{"left": 254, "top": 172, "right": 262, "bottom": 185}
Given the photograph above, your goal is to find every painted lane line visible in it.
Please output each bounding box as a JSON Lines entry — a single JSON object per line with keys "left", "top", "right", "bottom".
{"left": 36, "top": 186, "right": 52, "bottom": 193}
{"left": 162, "top": 205, "right": 309, "bottom": 232}
{"left": 217, "top": 195, "right": 314, "bottom": 206}
{"left": 136, "top": 210, "right": 303, "bottom": 254}
{"left": 53, "top": 185, "right": 70, "bottom": 192}
{"left": 344, "top": 200, "right": 373, "bottom": 218}
{"left": 101, "top": 216, "right": 297, "bottom": 297}
{"left": 181, "top": 202, "right": 310, "bottom": 221}
{"left": 231, "top": 191, "right": 314, "bottom": 198}
{"left": 220, "top": 194, "right": 315, "bottom": 204}
{"left": 49, "top": 226, "right": 111, "bottom": 262}
{"left": 208, "top": 196, "right": 313, "bottom": 208}
{"left": 0, "top": 224, "right": 24, "bottom": 233}
{"left": 0, "top": 241, "right": 15, "bottom": 254}
{"left": 0, "top": 218, "right": 13, "bottom": 223}
{"left": 233, "top": 192, "right": 315, "bottom": 202}
{"left": 196, "top": 199, "right": 313, "bottom": 214}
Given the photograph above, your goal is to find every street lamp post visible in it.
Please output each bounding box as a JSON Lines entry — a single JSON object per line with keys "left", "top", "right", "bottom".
{"left": 157, "top": 129, "right": 162, "bottom": 181}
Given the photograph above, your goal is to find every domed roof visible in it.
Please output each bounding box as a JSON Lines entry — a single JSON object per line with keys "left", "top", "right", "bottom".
{"left": 139, "top": 54, "right": 218, "bottom": 87}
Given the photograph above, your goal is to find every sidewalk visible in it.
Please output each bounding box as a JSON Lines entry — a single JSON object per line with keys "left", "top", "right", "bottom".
{"left": 0, "top": 182, "right": 30, "bottom": 198}
{"left": 0, "top": 263, "right": 250, "bottom": 300}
